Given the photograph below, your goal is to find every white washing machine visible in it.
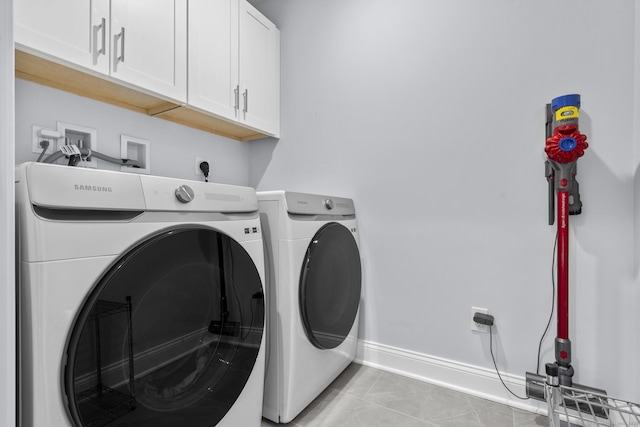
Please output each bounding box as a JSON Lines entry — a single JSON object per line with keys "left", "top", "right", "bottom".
{"left": 16, "top": 162, "right": 266, "bottom": 427}
{"left": 257, "top": 191, "right": 362, "bottom": 423}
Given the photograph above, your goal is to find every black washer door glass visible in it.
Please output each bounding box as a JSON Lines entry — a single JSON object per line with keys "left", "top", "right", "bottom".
{"left": 64, "top": 227, "right": 264, "bottom": 427}
{"left": 299, "top": 222, "right": 361, "bottom": 350}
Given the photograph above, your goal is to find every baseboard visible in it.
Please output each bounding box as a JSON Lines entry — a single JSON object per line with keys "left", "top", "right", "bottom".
{"left": 355, "top": 339, "right": 547, "bottom": 415}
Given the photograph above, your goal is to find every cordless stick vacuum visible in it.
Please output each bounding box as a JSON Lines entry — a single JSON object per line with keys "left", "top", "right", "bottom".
{"left": 526, "top": 95, "right": 607, "bottom": 416}
{"left": 544, "top": 94, "right": 588, "bottom": 385}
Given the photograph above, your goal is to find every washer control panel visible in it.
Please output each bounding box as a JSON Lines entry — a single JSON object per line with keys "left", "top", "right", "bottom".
{"left": 139, "top": 174, "right": 257, "bottom": 212}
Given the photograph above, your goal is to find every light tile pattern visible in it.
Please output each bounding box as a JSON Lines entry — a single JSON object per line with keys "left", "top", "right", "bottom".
{"left": 261, "top": 363, "right": 549, "bottom": 427}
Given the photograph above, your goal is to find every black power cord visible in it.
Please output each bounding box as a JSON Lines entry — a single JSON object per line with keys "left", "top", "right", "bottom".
{"left": 199, "top": 161, "right": 210, "bottom": 182}
{"left": 35, "top": 140, "right": 50, "bottom": 162}
{"left": 474, "top": 312, "right": 529, "bottom": 400}
{"left": 489, "top": 325, "right": 529, "bottom": 400}
{"left": 536, "top": 230, "right": 558, "bottom": 375}
{"left": 479, "top": 231, "right": 558, "bottom": 400}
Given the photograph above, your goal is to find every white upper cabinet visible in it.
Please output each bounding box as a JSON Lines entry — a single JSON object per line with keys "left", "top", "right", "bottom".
{"left": 15, "top": 0, "right": 187, "bottom": 103}
{"left": 110, "top": 0, "right": 187, "bottom": 102}
{"left": 188, "top": 0, "right": 239, "bottom": 121}
{"left": 15, "top": 0, "right": 111, "bottom": 74}
{"left": 239, "top": 0, "right": 280, "bottom": 136}
{"left": 15, "top": 0, "right": 278, "bottom": 139}
{"left": 189, "top": 0, "right": 280, "bottom": 137}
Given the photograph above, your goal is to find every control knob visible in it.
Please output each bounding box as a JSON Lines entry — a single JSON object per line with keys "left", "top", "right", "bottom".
{"left": 175, "top": 185, "right": 195, "bottom": 203}
{"left": 324, "top": 199, "right": 334, "bottom": 210}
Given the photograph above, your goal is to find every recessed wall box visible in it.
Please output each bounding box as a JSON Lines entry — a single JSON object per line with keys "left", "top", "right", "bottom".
{"left": 56, "top": 122, "right": 98, "bottom": 168}
{"left": 120, "top": 135, "right": 151, "bottom": 174}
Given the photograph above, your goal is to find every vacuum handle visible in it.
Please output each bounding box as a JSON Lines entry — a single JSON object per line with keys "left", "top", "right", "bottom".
{"left": 545, "top": 104, "right": 555, "bottom": 225}
{"left": 546, "top": 161, "right": 555, "bottom": 225}
{"left": 548, "top": 176, "right": 555, "bottom": 225}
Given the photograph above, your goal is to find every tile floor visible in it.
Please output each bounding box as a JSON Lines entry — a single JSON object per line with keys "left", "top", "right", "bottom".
{"left": 261, "top": 363, "right": 549, "bottom": 427}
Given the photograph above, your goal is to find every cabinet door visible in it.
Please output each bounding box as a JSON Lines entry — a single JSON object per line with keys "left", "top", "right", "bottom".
{"left": 239, "top": 0, "right": 280, "bottom": 136}
{"left": 15, "top": 0, "right": 110, "bottom": 74}
{"left": 110, "top": 0, "right": 187, "bottom": 102}
{"left": 188, "top": 0, "right": 239, "bottom": 120}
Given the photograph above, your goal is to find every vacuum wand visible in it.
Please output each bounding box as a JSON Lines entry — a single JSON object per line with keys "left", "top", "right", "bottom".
{"left": 544, "top": 94, "right": 589, "bottom": 386}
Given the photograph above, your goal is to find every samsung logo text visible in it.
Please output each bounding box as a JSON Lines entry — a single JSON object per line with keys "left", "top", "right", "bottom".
{"left": 74, "top": 184, "right": 113, "bottom": 192}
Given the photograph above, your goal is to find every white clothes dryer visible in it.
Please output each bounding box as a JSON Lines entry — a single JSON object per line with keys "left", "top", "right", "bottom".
{"left": 16, "top": 162, "right": 266, "bottom": 427}
{"left": 257, "top": 191, "right": 362, "bottom": 423}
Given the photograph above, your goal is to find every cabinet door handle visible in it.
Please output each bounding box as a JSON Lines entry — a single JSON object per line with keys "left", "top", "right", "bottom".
{"left": 234, "top": 85, "right": 239, "bottom": 112}
{"left": 99, "top": 17, "right": 106, "bottom": 55}
{"left": 118, "top": 27, "right": 126, "bottom": 62}
{"left": 243, "top": 89, "right": 248, "bottom": 114}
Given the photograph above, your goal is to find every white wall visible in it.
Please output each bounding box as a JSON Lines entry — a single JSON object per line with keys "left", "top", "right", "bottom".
{"left": 634, "top": 0, "right": 640, "bottom": 405}
{"left": 15, "top": 79, "right": 251, "bottom": 186}
{"left": 0, "top": 0, "right": 15, "bottom": 425}
{"left": 250, "top": 0, "right": 638, "bottom": 402}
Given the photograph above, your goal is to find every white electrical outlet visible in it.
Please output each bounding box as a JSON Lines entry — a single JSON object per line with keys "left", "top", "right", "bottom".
{"left": 195, "top": 157, "right": 211, "bottom": 176}
{"left": 471, "top": 307, "right": 490, "bottom": 333}
{"left": 31, "top": 125, "right": 59, "bottom": 156}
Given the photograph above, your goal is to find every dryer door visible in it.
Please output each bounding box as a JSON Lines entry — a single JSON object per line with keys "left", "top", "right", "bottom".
{"left": 299, "top": 222, "right": 362, "bottom": 350}
{"left": 64, "top": 227, "right": 264, "bottom": 427}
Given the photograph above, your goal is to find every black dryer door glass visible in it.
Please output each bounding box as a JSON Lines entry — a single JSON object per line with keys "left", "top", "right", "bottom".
{"left": 299, "top": 222, "right": 362, "bottom": 350}
{"left": 64, "top": 227, "right": 264, "bottom": 427}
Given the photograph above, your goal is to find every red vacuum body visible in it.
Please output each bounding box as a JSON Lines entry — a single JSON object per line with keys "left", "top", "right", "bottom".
{"left": 544, "top": 94, "right": 588, "bottom": 385}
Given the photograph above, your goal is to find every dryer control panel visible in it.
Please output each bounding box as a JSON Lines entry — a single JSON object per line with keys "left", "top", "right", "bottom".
{"left": 284, "top": 191, "right": 355, "bottom": 217}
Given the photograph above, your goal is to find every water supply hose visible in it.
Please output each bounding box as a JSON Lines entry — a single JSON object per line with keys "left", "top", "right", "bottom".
{"left": 42, "top": 147, "right": 144, "bottom": 169}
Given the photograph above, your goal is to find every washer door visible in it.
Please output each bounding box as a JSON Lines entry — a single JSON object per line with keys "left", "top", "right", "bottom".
{"left": 299, "top": 222, "right": 362, "bottom": 350}
{"left": 64, "top": 227, "right": 264, "bottom": 427}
